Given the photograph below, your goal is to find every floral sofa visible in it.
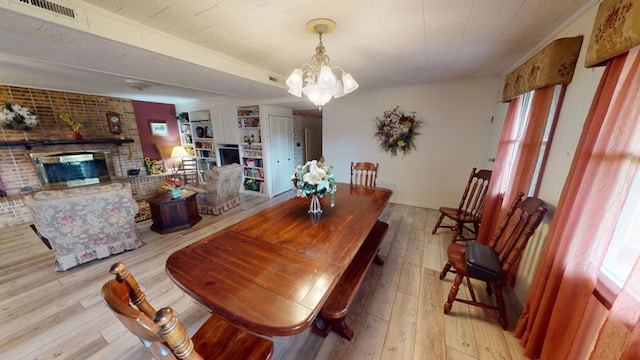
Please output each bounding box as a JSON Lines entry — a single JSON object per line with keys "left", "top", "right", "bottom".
{"left": 25, "top": 182, "right": 141, "bottom": 271}
{"left": 184, "top": 163, "right": 243, "bottom": 215}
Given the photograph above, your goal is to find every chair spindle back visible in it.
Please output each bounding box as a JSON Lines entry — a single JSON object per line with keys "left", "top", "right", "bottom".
{"left": 459, "top": 168, "right": 492, "bottom": 217}
{"left": 350, "top": 162, "right": 379, "bottom": 187}
{"left": 487, "top": 192, "right": 547, "bottom": 274}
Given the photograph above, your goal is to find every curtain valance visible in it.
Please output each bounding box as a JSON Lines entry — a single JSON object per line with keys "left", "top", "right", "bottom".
{"left": 585, "top": 0, "right": 640, "bottom": 68}
{"left": 501, "top": 36, "right": 583, "bottom": 102}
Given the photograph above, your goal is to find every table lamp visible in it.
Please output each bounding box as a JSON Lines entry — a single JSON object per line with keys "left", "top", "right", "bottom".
{"left": 170, "top": 145, "right": 190, "bottom": 169}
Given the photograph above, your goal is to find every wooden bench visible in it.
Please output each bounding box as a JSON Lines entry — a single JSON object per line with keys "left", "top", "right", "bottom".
{"left": 312, "top": 219, "right": 389, "bottom": 340}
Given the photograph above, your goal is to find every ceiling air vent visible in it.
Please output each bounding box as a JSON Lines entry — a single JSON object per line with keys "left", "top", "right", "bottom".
{"left": 19, "top": 0, "right": 76, "bottom": 18}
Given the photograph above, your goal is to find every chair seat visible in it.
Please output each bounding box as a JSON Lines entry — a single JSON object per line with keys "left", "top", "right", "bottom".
{"left": 445, "top": 243, "right": 469, "bottom": 276}
{"left": 439, "top": 206, "right": 481, "bottom": 223}
{"left": 447, "top": 243, "right": 466, "bottom": 263}
{"left": 448, "top": 242, "right": 505, "bottom": 283}
{"left": 192, "top": 313, "right": 273, "bottom": 360}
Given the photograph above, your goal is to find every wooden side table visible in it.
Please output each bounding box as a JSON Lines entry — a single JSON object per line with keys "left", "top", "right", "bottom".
{"left": 148, "top": 190, "right": 201, "bottom": 234}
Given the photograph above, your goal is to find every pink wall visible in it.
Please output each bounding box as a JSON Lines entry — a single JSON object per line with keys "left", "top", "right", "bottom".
{"left": 132, "top": 100, "right": 180, "bottom": 168}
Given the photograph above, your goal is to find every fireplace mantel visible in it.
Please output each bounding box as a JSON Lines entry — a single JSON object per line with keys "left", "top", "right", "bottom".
{"left": 0, "top": 138, "right": 134, "bottom": 150}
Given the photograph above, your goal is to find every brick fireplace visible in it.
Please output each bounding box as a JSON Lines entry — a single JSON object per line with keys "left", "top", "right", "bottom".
{"left": 0, "top": 85, "right": 145, "bottom": 228}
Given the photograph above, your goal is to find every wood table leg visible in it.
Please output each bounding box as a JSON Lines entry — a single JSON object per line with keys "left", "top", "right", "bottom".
{"left": 312, "top": 315, "right": 356, "bottom": 340}
{"left": 327, "top": 317, "right": 355, "bottom": 340}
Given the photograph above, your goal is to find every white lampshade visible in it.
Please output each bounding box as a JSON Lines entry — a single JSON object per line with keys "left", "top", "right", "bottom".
{"left": 342, "top": 73, "right": 359, "bottom": 94}
{"left": 333, "top": 79, "right": 345, "bottom": 98}
{"left": 317, "top": 65, "right": 336, "bottom": 88}
{"left": 288, "top": 87, "right": 302, "bottom": 97}
{"left": 286, "top": 68, "right": 303, "bottom": 96}
{"left": 170, "top": 145, "right": 189, "bottom": 158}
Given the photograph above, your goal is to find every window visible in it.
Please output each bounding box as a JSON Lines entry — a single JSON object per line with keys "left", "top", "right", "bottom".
{"left": 501, "top": 85, "right": 564, "bottom": 196}
{"left": 528, "top": 85, "right": 564, "bottom": 196}
{"left": 500, "top": 90, "right": 533, "bottom": 193}
{"left": 599, "top": 167, "right": 640, "bottom": 302}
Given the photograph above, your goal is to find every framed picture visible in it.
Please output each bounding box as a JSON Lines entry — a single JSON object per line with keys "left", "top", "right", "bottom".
{"left": 149, "top": 121, "right": 169, "bottom": 136}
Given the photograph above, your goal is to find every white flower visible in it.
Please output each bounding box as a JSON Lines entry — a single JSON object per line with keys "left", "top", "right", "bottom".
{"left": 291, "top": 157, "right": 337, "bottom": 200}
{"left": 1, "top": 103, "right": 38, "bottom": 131}
{"left": 303, "top": 171, "right": 323, "bottom": 185}
{"left": 302, "top": 160, "right": 327, "bottom": 185}
{"left": 0, "top": 110, "right": 11, "bottom": 121}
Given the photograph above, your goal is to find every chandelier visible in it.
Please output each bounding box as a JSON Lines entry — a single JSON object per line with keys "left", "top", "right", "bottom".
{"left": 286, "top": 18, "right": 359, "bottom": 108}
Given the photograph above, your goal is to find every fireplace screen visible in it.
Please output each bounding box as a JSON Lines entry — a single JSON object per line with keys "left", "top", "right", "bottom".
{"left": 30, "top": 150, "right": 115, "bottom": 189}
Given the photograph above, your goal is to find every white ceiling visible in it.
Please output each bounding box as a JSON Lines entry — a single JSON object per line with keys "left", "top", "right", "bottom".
{"left": 0, "top": 0, "right": 597, "bottom": 107}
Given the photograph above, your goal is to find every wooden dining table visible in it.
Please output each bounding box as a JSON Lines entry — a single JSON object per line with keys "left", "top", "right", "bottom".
{"left": 165, "top": 183, "right": 392, "bottom": 337}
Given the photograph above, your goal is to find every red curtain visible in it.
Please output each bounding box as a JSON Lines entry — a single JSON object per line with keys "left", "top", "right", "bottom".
{"left": 515, "top": 48, "right": 640, "bottom": 359}
{"left": 479, "top": 86, "right": 557, "bottom": 245}
{"left": 503, "top": 86, "right": 555, "bottom": 204}
{"left": 477, "top": 97, "right": 521, "bottom": 245}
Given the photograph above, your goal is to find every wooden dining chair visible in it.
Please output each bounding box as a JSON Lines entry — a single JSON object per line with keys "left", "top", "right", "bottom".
{"left": 350, "top": 162, "right": 379, "bottom": 187}
{"left": 101, "top": 262, "right": 273, "bottom": 360}
{"left": 431, "top": 167, "right": 492, "bottom": 242}
{"left": 180, "top": 158, "right": 198, "bottom": 185}
{"left": 439, "top": 192, "right": 547, "bottom": 329}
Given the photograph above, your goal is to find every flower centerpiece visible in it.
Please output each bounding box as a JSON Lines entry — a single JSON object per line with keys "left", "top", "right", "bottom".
{"left": 0, "top": 103, "right": 38, "bottom": 131}
{"left": 374, "top": 106, "right": 422, "bottom": 157}
{"left": 291, "top": 157, "right": 337, "bottom": 213}
{"left": 143, "top": 157, "right": 163, "bottom": 175}
{"left": 162, "top": 177, "right": 184, "bottom": 198}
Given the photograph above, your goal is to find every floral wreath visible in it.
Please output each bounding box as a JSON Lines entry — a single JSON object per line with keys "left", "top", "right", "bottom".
{"left": 374, "top": 106, "right": 422, "bottom": 157}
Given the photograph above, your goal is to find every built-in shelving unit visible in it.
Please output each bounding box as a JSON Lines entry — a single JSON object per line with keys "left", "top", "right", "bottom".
{"left": 176, "top": 113, "right": 195, "bottom": 157}
{"left": 237, "top": 106, "right": 265, "bottom": 195}
{"left": 186, "top": 110, "right": 216, "bottom": 183}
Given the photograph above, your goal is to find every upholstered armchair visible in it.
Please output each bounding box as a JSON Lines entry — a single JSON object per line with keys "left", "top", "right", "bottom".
{"left": 184, "top": 163, "right": 243, "bottom": 215}
{"left": 25, "top": 182, "right": 141, "bottom": 271}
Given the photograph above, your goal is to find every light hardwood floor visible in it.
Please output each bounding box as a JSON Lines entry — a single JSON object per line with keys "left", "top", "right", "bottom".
{"left": 0, "top": 191, "right": 528, "bottom": 360}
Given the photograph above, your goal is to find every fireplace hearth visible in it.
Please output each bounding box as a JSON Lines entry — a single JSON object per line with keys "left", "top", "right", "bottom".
{"left": 30, "top": 150, "right": 116, "bottom": 190}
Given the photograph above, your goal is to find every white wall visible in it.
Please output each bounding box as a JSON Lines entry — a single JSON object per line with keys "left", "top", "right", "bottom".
{"left": 322, "top": 78, "right": 501, "bottom": 208}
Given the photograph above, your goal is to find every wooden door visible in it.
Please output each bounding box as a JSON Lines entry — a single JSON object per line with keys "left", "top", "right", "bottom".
{"left": 268, "top": 115, "right": 294, "bottom": 196}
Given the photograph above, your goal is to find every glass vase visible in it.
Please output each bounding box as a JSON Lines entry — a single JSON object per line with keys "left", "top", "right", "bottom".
{"left": 170, "top": 187, "right": 182, "bottom": 199}
{"left": 308, "top": 194, "right": 322, "bottom": 214}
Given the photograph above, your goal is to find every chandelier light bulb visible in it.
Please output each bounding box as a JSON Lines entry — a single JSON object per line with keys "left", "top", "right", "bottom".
{"left": 342, "top": 73, "right": 359, "bottom": 94}
{"left": 286, "top": 68, "right": 303, "bottom": 96}
{"left": 333, "top": 79, "right": 345, "bottom": 98}
{"left": 286, "top": 18, "right": 357, "bottom": 108}
{"left": 286, "top": 68, "right": 302, "bottom": 87}
{"left": 318, "top": 65, "right": 337, "bottom": 88}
